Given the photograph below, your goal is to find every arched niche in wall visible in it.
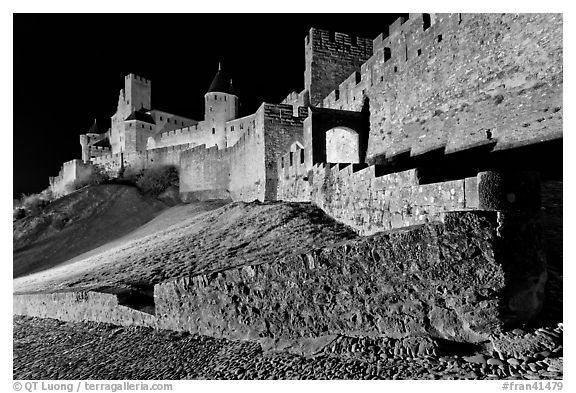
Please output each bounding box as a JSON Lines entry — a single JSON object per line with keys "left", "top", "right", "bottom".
{"left": 326, "top": 127, "right": 360, "bottom": 163}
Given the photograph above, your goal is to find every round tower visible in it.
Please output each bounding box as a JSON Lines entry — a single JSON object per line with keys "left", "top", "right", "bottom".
{"left": 204, "top": 63, "right": 238, "bottom": 149}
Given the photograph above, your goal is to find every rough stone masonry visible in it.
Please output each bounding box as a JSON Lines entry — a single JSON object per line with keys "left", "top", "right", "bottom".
{"left": 25, "top": 13, "right": 561, "bottom": 356}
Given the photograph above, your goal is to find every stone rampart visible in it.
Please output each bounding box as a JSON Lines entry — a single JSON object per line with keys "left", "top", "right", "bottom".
{"left": 318, "top": 13, "right": 562, "bottom": 159}
{"left": 225, "top": 113, "right": 256, "bottom": 148}
{"left": 305, "top": 28, "right": 373, "bottom": 107}
{"left": 277, "top": 149, "right": 540, "bottom": 235}
{"left": 179, "top": 103, "right": 306, "bottom": 203}
{"left": 92, "top": 143, "right": 195, "bottom": 176}
{"left": 148, "top": 124, "right": 204, "bottom": 150}
{"left": 49, "top": 159, "right": 94, "bottom": 197}
{"left": 179, "top": 144, "right": 231, "bottom": 202}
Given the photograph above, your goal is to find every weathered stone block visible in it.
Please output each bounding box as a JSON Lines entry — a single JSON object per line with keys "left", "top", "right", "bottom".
{"left": 151, "top": 211, "right": 545, "bottom": 346}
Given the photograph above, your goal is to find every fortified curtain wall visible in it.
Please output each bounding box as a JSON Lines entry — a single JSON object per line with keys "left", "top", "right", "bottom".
{"left": 277, "top": 148, "right": 540, "bottom": 236}
{"left": 148, "top": 123, "right": 215, "bottom": 150}
{"left": 49, "top": 159, "right": 94, "bottom": 196}
{"left": 318, "top": 13, "right": 562, "bottom": 160}
{"left": 92, "top": 143, "right": 196, "bottom": 176}
{"left": 180, "top": 103, "right": 307, "bottom": 203}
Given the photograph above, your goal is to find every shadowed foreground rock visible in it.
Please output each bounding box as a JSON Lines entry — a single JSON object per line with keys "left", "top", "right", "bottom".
{"left": 14, "top": 210, "right": 546, "bottom": 354}
{"left": 155, "top": 211, "right": 546, "bottom": 348}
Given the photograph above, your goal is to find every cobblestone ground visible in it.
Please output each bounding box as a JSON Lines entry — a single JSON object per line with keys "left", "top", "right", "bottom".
{"left": 13, "top": 316, "right": 563, "bottom": 380}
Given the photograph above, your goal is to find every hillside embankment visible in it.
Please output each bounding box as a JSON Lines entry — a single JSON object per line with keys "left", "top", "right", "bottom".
{"left": 14, "top": 185, "right": 170, "bottom": 278}
{"left": 13, "top": 192, "right": 357, "bottom": 294}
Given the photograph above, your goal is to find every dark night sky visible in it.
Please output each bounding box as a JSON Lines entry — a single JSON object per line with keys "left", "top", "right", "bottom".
{"left": 13, "top": 13, "right": 406, "bottom": 199}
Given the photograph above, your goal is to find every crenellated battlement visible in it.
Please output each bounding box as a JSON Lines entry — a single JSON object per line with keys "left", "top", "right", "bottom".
{"left": 316, "top": 13, "right": 562, "bottom": 161}
{"left": 125, "top": 73, "right": 151, "bottom": 85}
{"left": 323, "top": 13, "right": 458, "bottom": 111}
{"left": 306, "top": 28, "right": 373, "bottom": 54}
{"left": 305, "top": 27, "right": 373, "bottom": 107}
{"left": 159, "top": 124, "right": 201, "bottom": 139}
{"left": 263, "top": 103, "right": 308, "bottom": 124}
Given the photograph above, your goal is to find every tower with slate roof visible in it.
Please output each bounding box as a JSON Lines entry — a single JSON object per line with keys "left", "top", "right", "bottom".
{"left": 204, "top": 63, "right": 238, "bottom": 149}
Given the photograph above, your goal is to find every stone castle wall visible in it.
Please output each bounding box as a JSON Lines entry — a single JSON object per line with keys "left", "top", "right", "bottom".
{"left": 262, "top": 104, "right": 308, "bottom": 200}
{"left": 49, "top": 159, "right": 94, "bottom": 196}
{"left": 316, "top": 13, "right": 562, "bottom": 160}
{"left": 305, "top": 28, "right": 373, "bottom": 107}
{"left": 227, "top": 119, "right": 266, "bottom": 202}
{"left": 179, "top": 144, "right": 232, "bottom": 201}
{"left": 178, "top": 103, "right": 306, "bottom": 203}
{"left": 92, "top": 143, "right": 196, "bottom": 176}
{"left": 277, "top": 148, "right": 541, "bottom": 236}
{"left": 225, "top": 113, "right": 257, "bottom": 148}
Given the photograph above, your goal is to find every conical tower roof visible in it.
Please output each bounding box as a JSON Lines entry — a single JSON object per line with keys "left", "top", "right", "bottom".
{"left": 207, "top": 62, "right": 232, "bottom": 94}
{"left": 88, "top": 118, "right": 99, "bottom": 134}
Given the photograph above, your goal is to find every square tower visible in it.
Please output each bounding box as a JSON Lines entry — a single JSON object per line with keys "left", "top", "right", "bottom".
{"left": 125, "top": 73, "right": 151, "bottom": 110}
{"left": 304, "top": 28, "right": 373, "bottom": 107}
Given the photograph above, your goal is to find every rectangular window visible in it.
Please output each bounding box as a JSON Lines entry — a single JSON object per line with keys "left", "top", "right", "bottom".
{"left": 231, "top": 126, "right": 235, "bottom": 131}
{"left": 335, "top": 89, "right": 340, "bottom": 100}
{"left": 437, "top": 34, "right": 442, "bottom": 43}
{"left": 384, "top": 47, "right": 391, "bottom": 62}
{"left": 240, "top": 124, "right": 244, "bottom": 130}
{"left": 300, "top": 149, "right": 305, "bottom": 164}
{"left": 281, "top": 157, "right": 284, "bottom": 168}
{"left": 423, "top": 13, "right": 431, "bottom": 30}
{"left": 289, "top": 152, "right": 293, "bottom": 166}
{"left": 417, "top": 49, "right": 422, "bottom": 56}
{"left": 212, "top": 128, "right": 215, "bottom": 134}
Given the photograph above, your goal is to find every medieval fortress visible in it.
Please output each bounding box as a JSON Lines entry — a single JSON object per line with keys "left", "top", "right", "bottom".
{"left": 16, "top": 13, "right": 563, "bottom": 348}
{"left": 49, "top": 13, "right": 562, "bottom": 236}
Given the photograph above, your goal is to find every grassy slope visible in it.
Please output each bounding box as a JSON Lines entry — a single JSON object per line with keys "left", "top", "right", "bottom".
{"left": 13, "top": 185, "right": 169, "bottom": 278}
{"left": 14, "top": 200, "right": 357, "bottom": 294}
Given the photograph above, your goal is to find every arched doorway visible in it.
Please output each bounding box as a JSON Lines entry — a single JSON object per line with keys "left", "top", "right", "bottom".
{"left": 326, "top": 127, "right": 360, "bottom": 163}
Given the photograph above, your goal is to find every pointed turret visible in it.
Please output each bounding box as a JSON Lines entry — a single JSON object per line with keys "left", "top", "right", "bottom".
{"left": 88, "top": 118, "right": 99, "bottom": 134}
{"left": 204, "top": 63, "right": 239, "bottom": 149}
{"left": 207, "top": 62, "right": 232, "bottom": 94}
